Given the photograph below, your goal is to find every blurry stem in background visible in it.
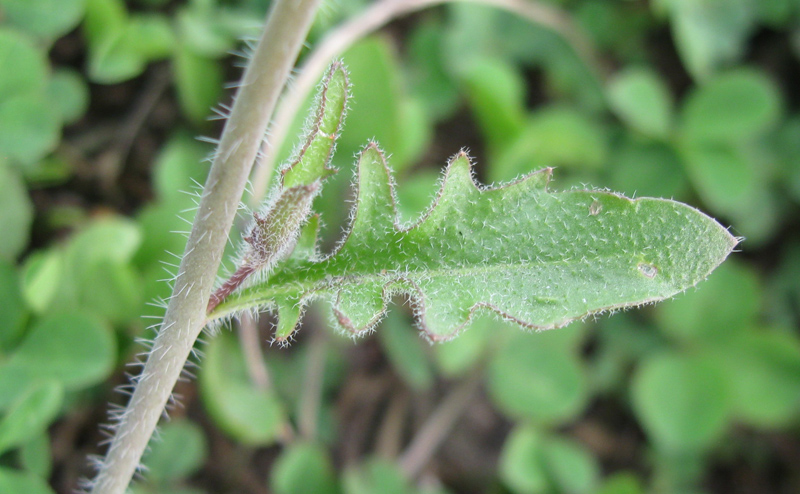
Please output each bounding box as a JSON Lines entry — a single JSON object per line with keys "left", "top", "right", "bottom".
{"left": 88, "top": 1, "right": 322, "bottom": 493}
{"left": 376, "top": 388, "right": 411, "bottom": 459}
{"left": 237, "top": 312, "right": 272, "bottom": 391}
{"left": 298, "top": 325, "right": 329, "bottom": 440}
{"left": 398, "top": 372, "right": 483, "bottom": 480}
{"left": 250, "top": 0, "right": 606, "bottom": 203}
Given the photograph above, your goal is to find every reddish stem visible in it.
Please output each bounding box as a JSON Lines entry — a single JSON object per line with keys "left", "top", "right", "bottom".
{"left": 207, "top": 264, "right": 257, "bottom": 314}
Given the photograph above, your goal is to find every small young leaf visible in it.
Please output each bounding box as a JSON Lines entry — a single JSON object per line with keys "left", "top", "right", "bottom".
{"left": 342, "top": 458, "right": 410, "bottom": 494}
{"left": 0, "top": 28, "right": 48, "bottom": 99}
{"left": 18, "top": 432, "right": 52, "bottom": 479}
{"left": 0, "top": 467, "right": 55, "bottom": 494}
{"left": 710, "top": 330, "right": 800, "bottom": 428}
{"left": 45, "top": 69, "right": 89, "bottom": 124}
{"left": 271, "top": 443, "right": 338, "bottom": 494}
{"left": 378, "top": 311, "right": 434, "bottom": 390}
{"left": 281, "top": 61, "right": 349, "bottom": 189}
{"left": 0, "top": 165, "right": 33, "bottom": 261}
{"left": 489, "top": 332, "right": 587, "bottom": 423}
{"left": 0, "top": 0, "right": 86, "bottom": 40}
{"left": 212, "top": 144, "right": 737, "bottom": 343}
{"left": 680, "top": 69, "right": 781, "bottom": 143}
{"left": 459, "top": 57, "right": 526, "bottom": 157}
{"left": 608, "top": 140, "right": 687, "bottom": 199}
{"left": 173, "top": 44, "right": 223, "bottom": 124}
{"left": 199, "top": 333, "right": 286, "bottom": 445}
{"left": 142, "top": 419, "right": 207, "bottom": 483}
{"left": 491, "top": 106, "right": 607, "bottom": 183}
{"left": 208, "top": 62, "right": 349, "bottom": 313}
{"left": 338, "top": 37, "right": 425, "bottom": 172}
{"left": 632, "top": 352, "right": 730, "bottom": 453}
{"left": 0, "top": 92, "right": 61, "bottom": 165}
{"left": 655, "top": 261, "right": 759, "bottom": 342}
{"left": 607, "top": 67, "right": 673, "bottom": 138}
{"left": 660, "top": 0, "right": 754, "bottom": 80}
{"left": 0, "top": 260, "right": 27, "bottom": 349}
{"left": 542, "top": 435, "right": 600, "bottom": 494}
{"left": 0, "top": 381, "right": 63, "bottom": 455}
{"left": 0, "top": 312, "right": 115, "bottom": 409}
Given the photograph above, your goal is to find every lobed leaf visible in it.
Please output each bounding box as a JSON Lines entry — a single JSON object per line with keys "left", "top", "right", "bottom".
{"left": 211, "top": 144, "right": 737, "bottom": 342}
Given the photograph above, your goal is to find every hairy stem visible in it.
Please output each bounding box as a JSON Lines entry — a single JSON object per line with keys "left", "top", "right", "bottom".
{"left": 250, "top": 0, "right": 605, "bottom": 201}
{"left": 88, "top": 1, "right": 321, "bottom": 492}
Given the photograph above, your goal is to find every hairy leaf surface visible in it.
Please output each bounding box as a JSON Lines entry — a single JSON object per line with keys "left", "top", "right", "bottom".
{"left": 211, "top": 144, "right": 737, "bottom": 342}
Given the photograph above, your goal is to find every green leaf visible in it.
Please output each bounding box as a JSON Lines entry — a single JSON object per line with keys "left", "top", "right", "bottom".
{"left": 596, "top": 473, "right": 644, "bottom": 494}
{"left": 175, "top": 3, "right": 237, "bottom": 58}
{"left": 710, "top": 330, "right": 800, "bottom": 428}
{"left": 66, "top": 217, "right": 141, "bottom": 266}
{"left": 142, "top": 419, "right": 207, "bottom": 483}
{"left": 199, "top": 332, "right": 286, "bottom": 445}
{"left": 212, "top": 144, "right": 737, "bottom": 344}
{"left": 128, "top": 13, "right": 174, "bottom": 60}
{"left": 395, "top": 170, "right": 440, "bottom": 224}
{"left": 680, "top": 69, "right": 781, "bottom": 143}
{"left": 459, "top": 57, "right": 526, "bottom": 157}
{"left": 0, "top": 259, "right": 27, "bottom": 350}
{"left": 86, "top": 28, "right": 146, "bottom": 83}
{"left": 632, "top": 352, "right": 731, "bottom": 453}
{"left": 0, "top": 91, "right": 61, "bottom": 165}
{"left": 83, "top": 0, "right": 126, "bottom": 48}
{"left": 84, "top": 0, "right": 145, "bottom": 83}
{"left": 56, "top": 217, "right": 143, "bottom": 321}
{"left": 776, "top": 116, "right": 800, "bottom": 203}
{"left": 0, "top": 381, "right": 63, "bottom": 455}
{"left": 0, "top": 0, "right": 86, "bottom": 39}
{"left": 173, "top": 44, "right": 223, "bottom": 124}
{"left": 271, "top": 443, "right": 338, "bottom": 494}
{"left": 491, "top": 106, "right": 608, "bottom": 183}
{"left": 281, "top": 61, "right": 349, "bottom": 189}
{"left": 343, "top": 458, "right": 409, "bottom": 494}
{"left": 679, "top": 143, "right": 758, "bottom": 216}
{"left": 499, "top": 426, "right": 549, "bottom": 494}
{"left": 488, "top": 332, "right": 587, "bottom": 423}
{"left": 434, "top": 315, "right": 494, "bottom": 377}
{"left": 378, "top": 311, "right": 434, "bottom": 391}
{"left": 607, "top": 67, "right": 673, "bottom": 138}
{"left": 0, "top": 312, "right": 115, "bottom": 409}
{"left": 541, "top": 436, "right": 600, "bottom": 494}
{"left": 655, "top": 261, "right": 759, "bottom": 342}
{"left": 45, "top": 69, "right": 90, "bottom": 124}
{"left": 607, "top": 140, "right": 687, "bottom": 200}
{"left": 339, "top": 37, "right": 421, "bottom": 172}
{"left": 18, "top": 432, "right": 51, "bottom": 479}
{"left": 660, "top": 0, "right": 755, "bottom": 80}
{"left": 500, "top": 426, "right": 598, "bottom": 494}
{"left": 0, "top": 165, "right": 34, "bottom": 260}
{"left": 0, "top": 28, "right": 48, "bottom": 100}
{"left": 79, "top": 260, "right": 142, "bottom": 323}
{"left": 406, "top": 20, "right": 459, "bottom": 120}
{"left": 150, "top": 133, "right": 211, "bottom": 205}
{"left": 0, "top": 467, "right": 55, "bottom": 494}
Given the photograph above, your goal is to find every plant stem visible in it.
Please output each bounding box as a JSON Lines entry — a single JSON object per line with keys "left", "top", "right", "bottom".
{"left": 298, "top": 325, "right": 328, "bottom": 440}
{"left": 398, "top": 374, "right": 482, "bottom": 479}
{"left": 88, "top": 1, "right": 321, "bottom": 492}
{"left": 250, "top": 0, "right": 606, "bottom": 201}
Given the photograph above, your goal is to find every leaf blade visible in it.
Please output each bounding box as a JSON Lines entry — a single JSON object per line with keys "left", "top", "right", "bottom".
{"left": 212, "top": 145, "right": 737, "bottom": 341}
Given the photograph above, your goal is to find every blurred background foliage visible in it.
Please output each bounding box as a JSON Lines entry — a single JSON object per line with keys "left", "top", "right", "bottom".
{"left": 1, "top": 0, "right": 800, "bottom": 493}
